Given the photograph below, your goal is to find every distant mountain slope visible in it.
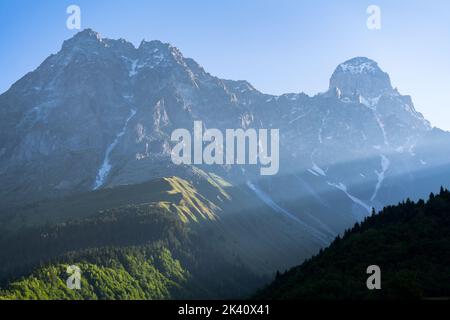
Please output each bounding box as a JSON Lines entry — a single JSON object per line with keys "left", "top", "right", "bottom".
{"left": 0, "top": 166, "right": 227, "bottom": 230}
{"left": 0, "top": 168, "right": 338, "bottom": 299}
{"left": 0, "top": 168, "right": 329, "bottom": 276}
{"left": 255, "top": 188, "right": 450, "bottom": 299}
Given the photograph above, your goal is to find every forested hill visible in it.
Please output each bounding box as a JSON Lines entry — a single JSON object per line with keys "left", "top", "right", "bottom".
{"left": 255, "top": 188, "right": 450, "bottom": 300}
{"left": 0, "top": 204, "right": 264, "bottom": 300}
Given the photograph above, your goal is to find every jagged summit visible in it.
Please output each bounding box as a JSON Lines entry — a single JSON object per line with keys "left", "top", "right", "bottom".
{"left": 138, "top": 39, "right": 169, "bottom": 49}
{"left": 61, "top": 31, "right": 393, "bottom": 101}
{"left": 0, "top": 30, "right": 444, "bottom": 213}
{"left": 65, "top": 29, "right": 173, "bottom": 51}
{"left": 329, "top": 57, "right": 393, "bottom": 98}
{"left": 62, "top": 28, "right": 103, "bottom": 47}
{"left": 337, "top": 57, "right": 379, "bottom": 74}
{"left": 60, "top": 29, "right": 173, "bottom": 57}
{"left": 72, "top": 28, "right": 102, "bottom": 40}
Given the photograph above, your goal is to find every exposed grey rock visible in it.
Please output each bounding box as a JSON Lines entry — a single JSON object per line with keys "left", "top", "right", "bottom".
{"left": 1, "top": 29, "right": 449, "bottom": 223}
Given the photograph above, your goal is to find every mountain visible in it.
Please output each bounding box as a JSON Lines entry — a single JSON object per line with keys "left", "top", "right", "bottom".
{"left": 1, "top": 29, "right": 449, "bottom": 212}
{"left": 255, "top": 188, "right": 450, "bottom": 300}
{"left": 329, "top": 57, "right": 393, "bottom": 98}
{"left": 1, "top": 29, "right": 450, "bottom": 299}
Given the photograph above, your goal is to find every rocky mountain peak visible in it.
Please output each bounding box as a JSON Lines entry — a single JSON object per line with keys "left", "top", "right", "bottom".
{"left": 337, "top": 57, "right": 379, "bottom": 74}
{"left": 138, "top": 40, "right": 182, "bottom": 58}
{"left": 62, "top": 28, "right": 104, "bottom": 49}
{"left": 74, "top": 28, "right": 102, "bottom": 40}
{"left": 329, "top": 57, "right": 393, "bottom": 98}
{"left": 138, "top": 39, "right": 167, "bottom": 50}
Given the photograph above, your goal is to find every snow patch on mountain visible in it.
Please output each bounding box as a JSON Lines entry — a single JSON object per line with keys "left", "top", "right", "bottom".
{"left": 318, "top": 110, "right": 329, "bottom": 144}
{"left": 93, "top": 109, "right": 137, "bottom": 190}
{"left": 371, "top": 154, "right": 390, "bottom": 201}
{"left": 288, "top": 112, "right": 308, "bottom": 124}
{"left": 246, "top": 181, "right": 330, "bottom": 244}
{"left": 129, "top": 60, "right": 138, "bottom": 77}
{"left": 360, "top": 95, "right": 381, "bottom": 109}
{"left": 310, "top": 163, "right": 326, "bottom": 177}
{"left": 327, "top": 182, "right": 372, "bottom": 214}
{"left": 339, "top": 61, "right": 376, "bottom": 74}
{"left": 374, "top": 112, "right": 389, "bottom": 146}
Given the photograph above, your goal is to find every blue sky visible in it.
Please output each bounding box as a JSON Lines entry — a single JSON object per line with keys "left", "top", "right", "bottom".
{"left": 1, "top": 0, "right": 450, "bottom": 129}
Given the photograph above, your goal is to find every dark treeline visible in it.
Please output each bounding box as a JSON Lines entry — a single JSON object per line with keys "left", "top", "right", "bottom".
{"left": 255, "top": 187, "right": 450, "bottom": 299}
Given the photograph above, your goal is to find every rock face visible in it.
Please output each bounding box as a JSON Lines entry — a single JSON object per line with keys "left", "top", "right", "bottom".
{"left": 329, "top": 57, "right": 393, "bottom": 98}
{"left": 1, "top": 29, "right": 450, "bottom": 226}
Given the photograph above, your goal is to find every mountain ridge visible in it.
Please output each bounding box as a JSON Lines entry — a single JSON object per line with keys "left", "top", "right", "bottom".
{"left": 1, "top": 29, "right": 450, "bottom": 282}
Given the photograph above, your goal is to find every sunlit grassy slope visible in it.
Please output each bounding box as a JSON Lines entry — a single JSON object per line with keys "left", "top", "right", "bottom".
{"left": 1, "top": 169, "right": 230, "bottom": 229}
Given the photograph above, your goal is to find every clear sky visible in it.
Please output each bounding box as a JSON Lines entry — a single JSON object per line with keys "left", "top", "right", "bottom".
{"left": 1, "top": 0, "right": 449, "bottom": 130}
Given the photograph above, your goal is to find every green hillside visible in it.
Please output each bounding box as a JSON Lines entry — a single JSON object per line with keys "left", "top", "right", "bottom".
{"left": 0, "top": 203, "right": 264, "bottom": 300}
{"left": 0, "top": 169, "right": 270, "bottom": 300}
{"left": 255, "top": 188, "right": 450, "bottom": 300}
{"left": 0, "top": 245, "right": 187, "bottom": 300}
